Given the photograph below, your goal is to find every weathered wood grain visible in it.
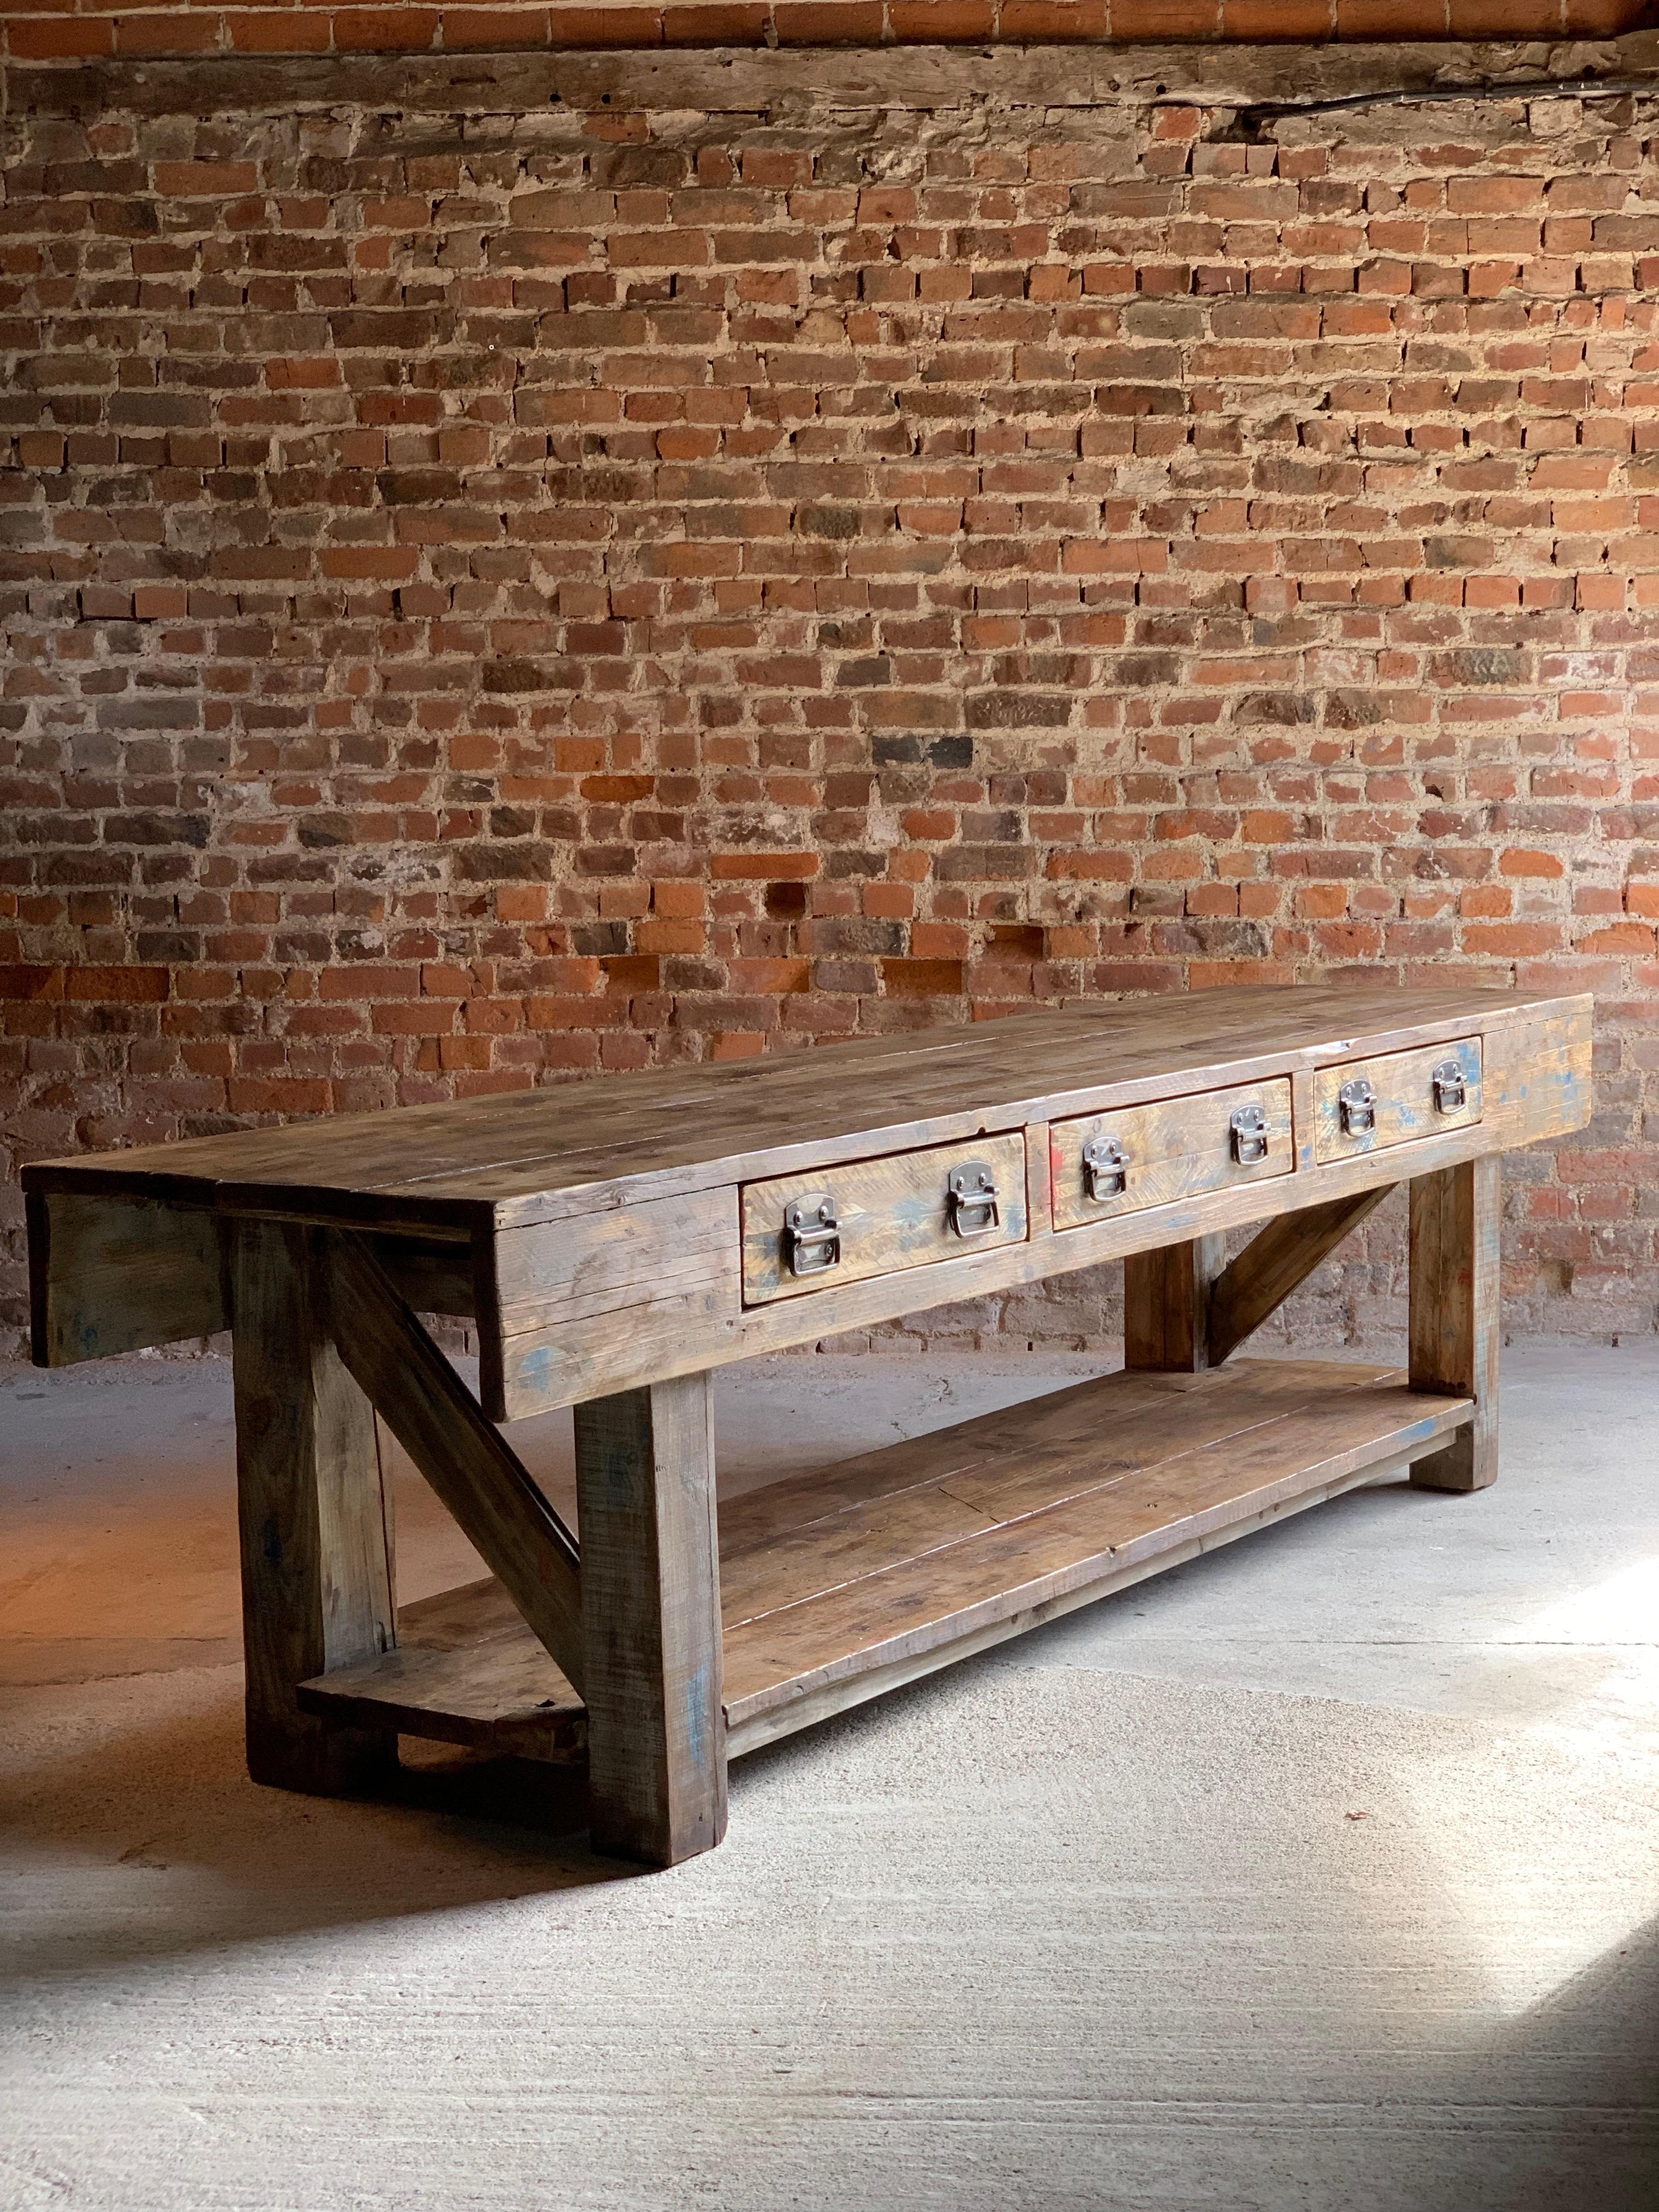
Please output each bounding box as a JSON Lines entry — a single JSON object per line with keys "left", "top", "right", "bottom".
{"left": 1050, "top": 1079, "right": 1292, "bottom": 1231}
{"left": 1408, "top": 1156, "right": 1500, "bottom": 1493}
{"left": 1206, "top": 1184, "right": 1395, "bottom": 1365}
{"left": 26, "top": 994, "right": 1590, "bottom": 1415}
{"left": 23, "top": 985, "right": 1581, "bottom": 1238}
{"left": 297, "top": 1575, "right": 585, "bottom": 1763}
{"left": 487, "top": 1187, "right": 735, "bottom": 1336}
{"left": 719, "top": 1358, "right": 1369, "bottom": 1626}
{"left": 485, "top": 1004, "right": 1586, "bottom": 1414}
{"left": 724, "top": 1442, "right": 1439, "bottom": 1757}
{"left": 20, "top": 40, "right": 1654, "bottom": 124}
{"left": 29, "top": 1190, "right": 225, "bottom": 1364}
{"left": 281, "top": 1357, "right": 1474, "bottom": 1771}
{"left": 1124, "top": 1235, "right": 1226, "bottom": 1373}
{"left": 741, "top": 1131, "right": 1027, "bottom": 1306}
{"left": 324, "top": 1231, "right": 585, "bottom": 1691}
{"left": 229, "top": 1217, "right": 397, "bottom": 1793}
{"left": 721, "top": 1359, "right": 1474, "bottom": 1742}
{"left": 478, "top": 1189, "right": 739, "bottom": 1417}
{"left": 575, "top": 1373, "right": 726, "bottom": 1867}
{"left": 1314, "top": 1036, "right": 1482, "bottom": 1164}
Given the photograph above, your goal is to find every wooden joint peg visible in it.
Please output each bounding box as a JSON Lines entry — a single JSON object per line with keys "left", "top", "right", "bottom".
{"left": 574, "top": 1371, "right": 726, "bottom": 1869}
{"left": 230, "top": 1217, "right": 398, "bottom": 1794}
{"left": 1408, "top": 1155, "right": 1500, "bottom": 1493}
{"left": 1124, "top": 1234, "right": 1226, "bottom": 1372}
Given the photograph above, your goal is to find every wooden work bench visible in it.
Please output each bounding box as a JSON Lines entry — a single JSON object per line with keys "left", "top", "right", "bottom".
{"left": 25, "top": 984, "right": 1592, "bottom": 1867}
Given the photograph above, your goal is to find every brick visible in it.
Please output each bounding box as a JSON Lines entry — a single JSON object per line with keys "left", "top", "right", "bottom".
{"left": 115, "top": 12, "right": 223, "bottom": 55}
{"left": 443, "top": 8, "right": 554, "bottom": 45}
{"left": 333, "top": 10, "right": 442, "bottom": 52}
{"left": 7, "top": 14, "right": 116, "bottom": 57}
{"left": 771, "top": 3, "right": 885, "bottom": 40}
{"left": 225, "top": 12, "right": 335, "bottom": 51}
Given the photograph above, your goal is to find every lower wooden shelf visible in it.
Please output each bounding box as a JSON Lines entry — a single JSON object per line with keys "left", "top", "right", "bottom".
{"left": 296, "top": 1576, "right": 586, "bottom": 1764}
{"left": 298, "top": 1357, "right": 1472, "bottom": 1768}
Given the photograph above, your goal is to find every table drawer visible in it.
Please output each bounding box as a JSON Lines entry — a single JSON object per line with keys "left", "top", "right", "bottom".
{"left": 1049, "top": 1078, "right": 1293, "bottom": 1231}
{"left": 1313, "top": 1036, "right": 1482, "bottom": 1163}
{"left": 741, "top": 1131, "right": 1028, "bottom": 1306}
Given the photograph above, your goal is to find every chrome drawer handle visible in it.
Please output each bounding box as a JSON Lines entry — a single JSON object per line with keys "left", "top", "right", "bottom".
{"left": 1230, "top": 1102, "right": 1270, "bottom": 1166}
{"left": 783, "top": 1192, "right": 840, "bottom": 1277}
{"left": 1432, "top": 1059, "right": 1468, "bottom": 1113}
{"left": 1082, "top": 1133, "right": 1127, "bottom": 1201}
{"left": 1338, "top": 1077, "right": 1376, "bottom": 1135}
{"left": 947, "top": 1161, "right": 1001, "bottom": 1238}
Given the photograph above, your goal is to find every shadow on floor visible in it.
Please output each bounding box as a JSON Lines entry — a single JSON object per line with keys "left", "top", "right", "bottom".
{"left": 0, "top": 1668, "right": 642, "bottom": 1976}
{"left": 1451, "top": 1913, "right": 1659, "bottom": 2211}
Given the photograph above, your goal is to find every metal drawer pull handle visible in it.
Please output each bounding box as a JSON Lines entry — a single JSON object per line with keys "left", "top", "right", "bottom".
{"left": 1230, "top": 1102, "right": 1270, "bottom": 1165}
{"left": 1431, "top": 1059, "right": 1468, "bottom": 1113}
{"left": 1338, "top": 1076, "right": 1376, "bottom": 1136}
{"left": 783, "top": 1192, "right": 841, "bottom": 1277}
{"left": 1082, "top": 1133, "right": 1127, "bottom": 1201}
{"left": 947, "top": 1161, "right": 1001, "bottom": 1238}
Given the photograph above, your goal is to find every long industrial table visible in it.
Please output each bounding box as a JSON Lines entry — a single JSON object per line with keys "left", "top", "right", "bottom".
{"left": 24, "top": 984, "right": 1592, "bottom": 1866}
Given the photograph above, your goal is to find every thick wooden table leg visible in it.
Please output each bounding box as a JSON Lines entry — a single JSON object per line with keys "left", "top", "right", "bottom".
{"left": 1124, "top": 1235, "right": 1226, "bottom": 1372}
{"left": 230, "top": 1217, "right": 397, "bottom": 1792}
{"left": 1409, "top": 1155, "right": 1500, "bottom": 1493}
{"left": 574, "top": 1372, "right": 726, "bottom": 1868}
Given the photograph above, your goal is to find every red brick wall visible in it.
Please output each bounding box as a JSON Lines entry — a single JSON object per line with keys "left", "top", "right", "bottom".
{"left": 3, "top": 50, "right": 1657, "bottom": 1358}
{"left": 2, "top": 2, "right": 1649, "bottom": 68}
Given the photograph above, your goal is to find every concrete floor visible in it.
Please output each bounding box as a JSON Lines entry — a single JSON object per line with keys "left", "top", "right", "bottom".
{"left": 2, "top": 1341, "right": 1656, "bottom": 2211}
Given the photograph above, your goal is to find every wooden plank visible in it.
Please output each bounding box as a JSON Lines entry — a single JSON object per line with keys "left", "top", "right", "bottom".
{"left": 22, "top": 995, "right": 1592, "bottom": 1422}
{"left": 721, "top": 1362, "right": 1474, "bottom": 1738}
{"left": 441, "top": 988, "right": 1567, "bottom": 1225}
{"left": 25, "top": 40, "right": 1645, "bottom": 127}
{"left": 29, "top": 1190, "right": 225, "bottom": 1364}
{"left": 488, "top": 1187, "right": 736, "bottom": 1336}
{"left": 718, "top": 1359, "right": 1386, "bottom": 1627}
{"left": 21, "top": 986, "right": 1583, "bottom": 1234}
{"left": 229, "top": 1218, "right": 397, "bottom": 1793}
{"left": 489, "top": 1295, "right": 744, "bottom": 1424}
{"left": 720, "top": 1358, "right": 1386, "bottom": 1573}
{"left": 487, "top": 1002, "right": 1590, "bottom": 1415}
{"left": 741, "top": 1130, "right": 1027, "bottom": 1306}
{"left": 26, "top": 1187, "right": 471, "bottom": 1363}
{"left": 1314, "top": 1035, "right": 1482, "bottom": 1164}
{"left": 1124, "top": 1235, "right": 1225, "bottom": 1372}
{"left": 477, "top": 1187, "right": 740, "bottom": 1418}
{"left": 1408, "top": 1155, "right": 1500, "bottom": 1493}
{"left": 927, "top": 1358, "right": 1367, "bottom": 1525}
{"left": 575, "top": 1373, "right": 726, "bottom": 1867}
{"left": 1207, "top": 1184, "right": 1394, "bottom": 1365}
{"left": 1049, "top": 1077, "right": 1291, "bottom": 1231}
{"left": 297, "top": 1577, "right": 584, "bottom": 1763}
{"left": 323, "top": 1231, "right": 586, "bottom": 1691}
{"left": 726, "top": 1445, "right": 1426, "bottom": 1759}
{"left": 714, "top": 1366, "right": 1180, "bottom": 1558}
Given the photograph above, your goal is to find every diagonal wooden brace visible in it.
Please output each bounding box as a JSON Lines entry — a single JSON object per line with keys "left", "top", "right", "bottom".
{"left": 1125, "top": 1187, "right": 1396, "bottom": 1374}
{"left": 1206, "top": 1184, "right": 1396, "bottom": 1365}
{"left": 325, "top": 1229, "right": 586, "bottom": 1694}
